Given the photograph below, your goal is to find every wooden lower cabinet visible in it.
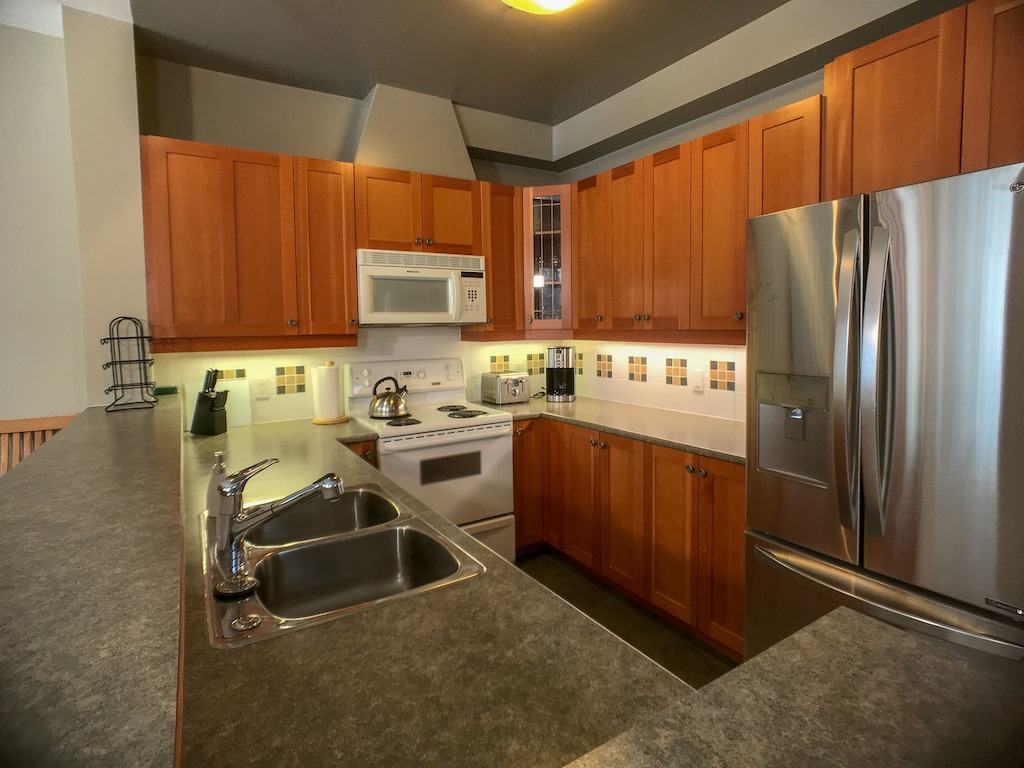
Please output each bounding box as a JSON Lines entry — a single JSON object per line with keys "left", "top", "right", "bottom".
{"left": 600, "top": 432, "right": 647, "bottom": 595}
{"left": 513, "top": 419, "right": 545, "bottom": 549}
{"left": 648, "top": 445, "right": 700, "bottom": 626}
{"left": 345, "top": 439, "right": 378, "bottom": 469}
{"left": 560, "top": 423, "right": 603, "bottom": 570}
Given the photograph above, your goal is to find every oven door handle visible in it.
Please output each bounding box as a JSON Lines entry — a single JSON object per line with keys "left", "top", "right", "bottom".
{"left": 377, "top": 424, "right": 512, "bottom": 453}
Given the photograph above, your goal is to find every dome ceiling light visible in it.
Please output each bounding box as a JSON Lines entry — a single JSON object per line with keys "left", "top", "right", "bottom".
{"left": 501, "top": 0, "right": 586, "bottom": 14}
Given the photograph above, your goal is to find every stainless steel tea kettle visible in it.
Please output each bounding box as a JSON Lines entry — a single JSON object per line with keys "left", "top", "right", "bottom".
{"left": 368, "top": 376, "right": 409, "bottom": 419}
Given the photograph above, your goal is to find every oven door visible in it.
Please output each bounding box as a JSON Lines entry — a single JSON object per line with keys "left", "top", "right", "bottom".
{"left": 376, "top": 426, "right": 513, "bottom": 526}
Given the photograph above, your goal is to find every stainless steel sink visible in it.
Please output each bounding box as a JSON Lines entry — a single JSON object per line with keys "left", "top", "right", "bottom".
{"left": 254, "top": 526, "right": 464, "bottom": 620}
{"left": 200, "top": 484, "right": 484, "bottom": 648}
{"left": 244, "top": 486, "right": 400, "bottom": 547}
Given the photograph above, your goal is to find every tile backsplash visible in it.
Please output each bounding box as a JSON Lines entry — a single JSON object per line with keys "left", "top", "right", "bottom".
{"left": 155, "top": 327, "right": 746, "bottom": 428}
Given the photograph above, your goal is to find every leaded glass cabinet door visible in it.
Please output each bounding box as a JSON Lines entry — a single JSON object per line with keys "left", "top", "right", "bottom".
{"left": 523, "top": 184, "right": 572, "bottom": 330}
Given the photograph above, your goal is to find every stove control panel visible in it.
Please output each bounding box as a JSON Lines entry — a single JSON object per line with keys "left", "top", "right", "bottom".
{"left": 345, "top": 358, "right": 465, "bottom": 397}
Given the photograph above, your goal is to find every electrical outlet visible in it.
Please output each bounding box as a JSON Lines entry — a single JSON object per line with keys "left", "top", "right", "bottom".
{"left": 692, "top": 370, "right": 705, "bottom": 392}
{"left": 253, "top": 378, "right": 272, "bottom": 398}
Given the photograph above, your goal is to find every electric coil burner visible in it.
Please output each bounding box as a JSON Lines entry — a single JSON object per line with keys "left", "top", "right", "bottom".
{"left": 345, "top": 358, "right": 516, "bottom": 562}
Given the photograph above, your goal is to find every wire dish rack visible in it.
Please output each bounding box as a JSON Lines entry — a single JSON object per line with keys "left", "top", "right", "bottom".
{"left": 102, "top": 316, "right": 158, "bottom": 412}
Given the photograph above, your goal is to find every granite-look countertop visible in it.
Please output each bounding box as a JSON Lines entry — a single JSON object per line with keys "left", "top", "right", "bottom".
{"left": 0, "top": 404, "right": 181, "bottom": 767}
{"left": 486, "top": 396, "right": 746, "bottom": 464}
{"left": 570, "top": 607, "right": 1024, "bottom": 767}
{"left": 176, "top": 412, "right": 691, "bottom": 767}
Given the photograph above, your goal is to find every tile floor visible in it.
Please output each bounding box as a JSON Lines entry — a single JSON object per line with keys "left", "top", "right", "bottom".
{"left": 517, "top": 550, "right": 736, "bottom": 689}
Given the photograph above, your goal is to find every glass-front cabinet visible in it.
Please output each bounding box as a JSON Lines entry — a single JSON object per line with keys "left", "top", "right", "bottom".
{"left": 524, "top": 184, "right": 572, "bottom": 330}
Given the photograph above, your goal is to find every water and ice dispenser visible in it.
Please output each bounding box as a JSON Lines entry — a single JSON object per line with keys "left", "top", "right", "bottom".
{"left": 755, "top": 372, "right": 830, "bottom": 486}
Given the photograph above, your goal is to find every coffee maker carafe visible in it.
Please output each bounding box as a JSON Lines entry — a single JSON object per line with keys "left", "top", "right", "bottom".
{"left": 546, "top": 346, "right": 576, "bottom": 402}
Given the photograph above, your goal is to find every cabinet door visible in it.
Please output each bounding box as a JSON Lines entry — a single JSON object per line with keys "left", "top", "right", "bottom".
{"left": 643, "top": 143, "right": 691, "bottom": 331}
{"left": 480, "top": 183, "right": 523, "bottom": 333}
{"left": 600, "top": 432, "right": 647, "bottom": 596}
{"left": 697, "top": 457, "right": 746, "bottom": 656}
{"left": 513, "top": 419, "right": 545, "bottom": 549}
{"left": 421, "top": 175, "right": 483, "bottom": 254}
{"left": 749, "top": 95, "right": 822, "bottom": 217}
{"left": 523, "top": 185, "right": 573, "bottom": 331}
{"left": 648, "top": 445, "right": 699, "bottom": 625}
{"left": 294, "top": 157, "right": 359, "bottom": 335}
{"left": 962, "top": 0, "right": 1024, "bottom": 172}
{"left": 607, "top": 161, "right": 646, "bottom": 330}
{"left": 542, "top": 418, "right": 566, "bottom": 549}
{"left": 345, "top": 440, "right": 378, "bottom": 468}
{"left": 690, "top": 123, "right": 748, "bottom": 331}
{"left": 354, "top": 165, "right": 422, "bottom": 251}
{"left": 141, "top": 136, "right": 298, "bottom": 339}
{"left": 572, "top": 174, "right": 608, "bottom": 331}
{"left": 561, "top": 423, "right": 602, "bottom": 569}
{"left": 824, "top": 6, "right": 967, "bottom": 197}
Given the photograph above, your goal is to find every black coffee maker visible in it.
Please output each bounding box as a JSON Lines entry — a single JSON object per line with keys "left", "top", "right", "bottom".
{"left": 546, "top": 346, "right": 576, "bottom": 402}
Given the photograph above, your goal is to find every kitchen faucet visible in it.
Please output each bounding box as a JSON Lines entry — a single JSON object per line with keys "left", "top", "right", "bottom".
{"left": 211, "top": 457, "right": 344, "bottom": 596}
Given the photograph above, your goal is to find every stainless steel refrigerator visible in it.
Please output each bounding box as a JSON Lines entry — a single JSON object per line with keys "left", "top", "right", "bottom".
{"left": 745, "top": 162, "right": 1024, "bottom": 660}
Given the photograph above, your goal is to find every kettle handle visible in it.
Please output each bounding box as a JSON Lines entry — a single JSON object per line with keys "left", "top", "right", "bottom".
{"left": 373, "top": 376, "right": 400, "bottom": 396}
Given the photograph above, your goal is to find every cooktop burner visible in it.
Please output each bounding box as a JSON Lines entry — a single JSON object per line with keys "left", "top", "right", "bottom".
{"left": 436, "top": 405, "right": 466, "bottom": 412}
{"left": 448, "top": 409, "right": 487, "bottom": 419}
{"left": 387, "top": 417, "right": 421, "bottom": 427}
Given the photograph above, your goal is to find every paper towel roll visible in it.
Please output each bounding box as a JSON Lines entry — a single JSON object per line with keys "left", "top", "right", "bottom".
{"left": 311, "top": 362, "right": 348, "bottom": 424}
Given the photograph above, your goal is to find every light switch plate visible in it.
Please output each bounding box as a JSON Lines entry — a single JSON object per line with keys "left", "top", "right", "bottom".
{"left": 252, "top": 378, "right": 272, "bottom": 398}
{"left": 692, "top": 370, "right": 705, "bottom": 392}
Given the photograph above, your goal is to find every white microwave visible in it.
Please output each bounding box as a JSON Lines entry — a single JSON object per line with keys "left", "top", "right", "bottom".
{"left": 356, "top": 249, "right": 487, "bottom": 326}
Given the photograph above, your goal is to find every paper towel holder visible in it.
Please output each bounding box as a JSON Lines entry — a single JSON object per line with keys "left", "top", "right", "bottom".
{"left": 312, "top": 361, "right": 349, "bottom": 425}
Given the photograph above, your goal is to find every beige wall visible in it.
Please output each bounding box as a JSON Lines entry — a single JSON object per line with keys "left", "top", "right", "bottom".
{"left": 0, "top": 24, "right": 87, "bottom": 420}
{"left": 63, "top": 7, "right": 149, "bottom": 407}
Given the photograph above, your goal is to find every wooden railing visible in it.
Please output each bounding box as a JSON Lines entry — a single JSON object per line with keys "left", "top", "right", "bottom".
{"left": 0, "top": 415, "right": 77, "bottom": 477}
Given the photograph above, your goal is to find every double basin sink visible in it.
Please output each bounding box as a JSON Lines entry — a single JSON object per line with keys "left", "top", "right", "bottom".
{"left": 200, "top": 484, "right": 485, "bottom": 648}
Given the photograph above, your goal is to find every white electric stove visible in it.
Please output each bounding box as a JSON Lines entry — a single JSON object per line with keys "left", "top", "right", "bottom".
{"left": 345, "top": 359, "right": 515, "bottom": 561}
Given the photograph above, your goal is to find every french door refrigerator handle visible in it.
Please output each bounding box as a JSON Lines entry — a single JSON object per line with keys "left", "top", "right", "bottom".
{"left": 862, "top": 226, "right": 892, "bottom": 537}
{"left": 831, "top": 230, "right": 861, "bottom": 533}
{"left": 754, "top": 543, "right": 1024, "bottom": 660}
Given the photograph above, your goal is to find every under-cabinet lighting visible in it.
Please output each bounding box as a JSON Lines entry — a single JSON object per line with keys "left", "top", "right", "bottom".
{"left": 502, "top": 0, "right": 586, "bottom": 14}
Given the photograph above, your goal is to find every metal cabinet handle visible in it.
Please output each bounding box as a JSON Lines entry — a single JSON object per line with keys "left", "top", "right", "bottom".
{"left": 425, "top": 238, "right": 434, "bottom": 246}
{"left": 349, "top": 318, "right": 358, "bottom": 325}
{"left": 414, "top": 237, "right": 423, "bottom": 245}
{"left": 642, "top": 314, "right": 650, "bottom": 321}
{"left": 633, "top": 314, "right": 641, "bottom": 321}
{"left": 486, "top": 317, "right": 493, "bottom": 324}
{"left": 287, "top": 319, "right": 298, "bottom": 327}
{"left": 598, "top": 442, "right": 607, "bottom": 449}
{"left": 364, "top": 451, "right": 374, "bottom": 460}
{"left": 596, "top": 315, "right": 603, "bottom": 322}
{"left": 685, "top": 464, "right": 694, "bottom": 473}
{"left": 526, "top": 317, "right": 533, "bottom": 324}
{"left": 589, "top": 439, "right": 597, "bottom": 446}
{"left": 515, "top": 428, "right": 523, "bottom": 436}
{"left": 698, "top": 468, "right": 707, "bottom": 478}
{"left": 733, "top": 312, "right": 744, "bottom": 321}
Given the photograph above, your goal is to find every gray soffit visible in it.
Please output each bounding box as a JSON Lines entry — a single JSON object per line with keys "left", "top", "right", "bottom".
{"left": 131, "top": 0, "right": 964, "bottom": 170}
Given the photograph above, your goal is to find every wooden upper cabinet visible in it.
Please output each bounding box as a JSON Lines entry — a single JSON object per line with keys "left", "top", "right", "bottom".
{"left": 824, "top": 6, "right": 967, "bottom": 197}
{"left": 749, "top": 95, "right": 822, "bottom": 217}
{"left": 572, "top": 174, "right": 608, "bottom": 331}
{"left": 607, "top": 161, "right": 646, "bottom": 331}
{"left": 648, "top": 445, "right": 699, "bottom": 625}
{"left": 600, "top": 432, "right": 647, "bottom": 596}
{"left": 294, "top": 157, "right": 358, "bottom": 336}
{"left": 643, "top": 143, "right": 692, "bottom": 331}
{"left": 141, "top": 136, "right": 299, "bottom": 340}
{"left": 354, "top": 165, "right": 482, "bottom": 254}
{"left": 480, "top": 183, "right": 523, "bottom": 333}
{"left": 962, "top": 0, "right": 1024, "bottom": 172}
{"left": 523, "top": 185, "right": 573, "bottom": 331}
{"left": 696, "top": 456, "right": 746, "bottom": 656}
{"left": 690, "top": 122, "right": 749, "bottom": 331}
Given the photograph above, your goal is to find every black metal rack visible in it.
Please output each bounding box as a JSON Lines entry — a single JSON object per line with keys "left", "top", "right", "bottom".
{"left": 102, "top": 316, "right": 158, "bottom": 412}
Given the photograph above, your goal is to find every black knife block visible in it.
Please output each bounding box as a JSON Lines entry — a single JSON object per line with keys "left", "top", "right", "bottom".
{"left": 190, "top": 391, "right": 228, "bottom": 436}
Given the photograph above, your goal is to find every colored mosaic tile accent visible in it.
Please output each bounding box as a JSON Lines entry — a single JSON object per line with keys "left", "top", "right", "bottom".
{"left": 275, "top": 365, "right": 307, "bottom": 394}
{"left": 595, "top": 354, "right": 613, "bottom": 378}
{"left": 576, "top": 352, "right": 584, "bottom": 375}
{"left": 709, "top": 360, "right": 736, "bottom": 391}
{"left": 526, "top": 352, "right": 546, "bottom": 376}
{"left": 627, "top": 355, "right": 648, "bottom": 382}
{"left": 489, "top": 354, "right": 511, "bottom": 373}
{"left": 665, "top": 358, "right": 688, "bottom": 386}
{"left": 218, "top": 368, "right": 246, "bottom": 380}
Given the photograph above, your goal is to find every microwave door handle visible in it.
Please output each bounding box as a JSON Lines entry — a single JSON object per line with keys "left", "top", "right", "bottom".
{"left": 451, "top": 275, "right": 461, "bottom": 323}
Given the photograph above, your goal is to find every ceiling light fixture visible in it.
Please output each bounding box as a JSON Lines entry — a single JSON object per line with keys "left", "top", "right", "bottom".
{"left": 501, "top": 0, "right": 586, "bottom": 14}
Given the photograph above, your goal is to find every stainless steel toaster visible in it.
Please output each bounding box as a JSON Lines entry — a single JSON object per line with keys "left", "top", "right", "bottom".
{"left": 480, "top": 372, "right": 530, "bottom": 404}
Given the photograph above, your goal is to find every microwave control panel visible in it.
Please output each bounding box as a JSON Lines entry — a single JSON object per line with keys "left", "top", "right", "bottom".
{"left": 460, "top": 272, "right": 486, "bottom": 323}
